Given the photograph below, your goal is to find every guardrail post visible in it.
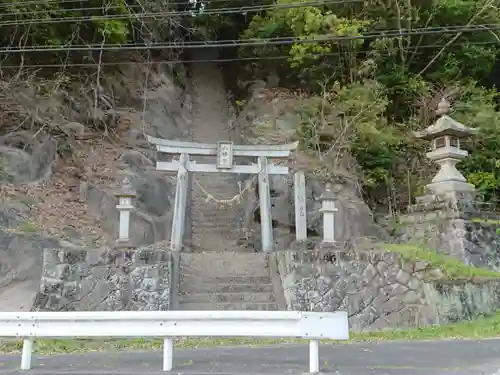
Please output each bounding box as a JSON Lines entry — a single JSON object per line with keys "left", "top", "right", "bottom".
{"left": 20, "top": 338, "right": 33, "bottom": 370}
{"left": 319, "top": 183, "right": 338, "bottom": 245}
{"left": 163, "top": 338, "right": 173, "bottom": 371}
{"left": 309, "top": 339, "right": 320, "bottom": 373}
{"left": 115, "top": 176, "right": 136, "bottom": 247}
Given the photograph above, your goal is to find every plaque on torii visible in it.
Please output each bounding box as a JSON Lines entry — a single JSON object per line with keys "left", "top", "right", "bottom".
{"left": 216, "top": 141, "right": 234, "bottom": 169}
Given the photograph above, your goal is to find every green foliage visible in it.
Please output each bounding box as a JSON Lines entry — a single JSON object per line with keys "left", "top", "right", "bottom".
{"left": 0, "top": 0, "right": 168, "bottom": 63}
{"left": 236, "top": 0, "right": 500, "bottom": 211}
{"left": 241, "top": 0, "right": 371, "bottom": 87}
{"left": 452, "top": 85, "right": 500, "bottom": 204}
{"left": 2, "top": 0, "right": 500, "bottom": 214}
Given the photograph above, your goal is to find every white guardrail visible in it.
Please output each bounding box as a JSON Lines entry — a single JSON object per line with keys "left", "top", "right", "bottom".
{"left": 0, "top": 310, "right": 349, "bottom": 373}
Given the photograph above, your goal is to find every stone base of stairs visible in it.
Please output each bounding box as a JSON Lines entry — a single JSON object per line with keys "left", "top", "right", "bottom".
{"left": 178, "top": 252, "right": 282, "bottom": 311}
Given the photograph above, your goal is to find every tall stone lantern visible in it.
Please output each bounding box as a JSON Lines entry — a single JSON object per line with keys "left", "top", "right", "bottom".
{"left": 414, "top": 98, "right": 477, "bottom": 201}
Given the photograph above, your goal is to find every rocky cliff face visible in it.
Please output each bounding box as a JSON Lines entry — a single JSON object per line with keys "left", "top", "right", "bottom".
{"left": 235, "top": 83, "right": 389, "bottom": 250}
{"left": 0, "top": 63, "right": 188, "bottom": 310}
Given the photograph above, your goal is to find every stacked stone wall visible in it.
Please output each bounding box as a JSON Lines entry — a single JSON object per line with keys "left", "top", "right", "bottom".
{"left": 34, "top": 245, "right": 171, "bottom": 311}
{"left": 271, "top": 247, "right": 500, "bottom": 332}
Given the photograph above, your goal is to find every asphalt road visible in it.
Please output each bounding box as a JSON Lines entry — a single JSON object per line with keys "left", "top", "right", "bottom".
{"left": 2, "top": 339, "right": 500, "bottom": 375}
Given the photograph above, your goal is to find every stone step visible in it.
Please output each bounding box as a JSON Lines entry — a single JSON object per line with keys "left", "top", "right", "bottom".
{"left": 191, "top": 215, "right": 238, "bottom": 221}
{"left": 191, "top": 208, "right": 240, "bottom": 214}
{"left": 181, "top": 251, "right": 267, "bottom": 263}
{"left": 180, "top": 253, "right": 269, "bottom": 276}
{"left": 180, "top": 276, "right": 272, "bottom": 287}
{"left": 191, "top": 223, "right": 239, "bottom": 230}
{"left": 179, "top": 292, "right": 275, "bottom": 303}
{"left": 192, "top": 213, "right": 240, "bottom": 218}
{"left": 187, "top": 234, "right": 239, "bottom": 245}
{"left": 191, "top": 188, "right": 239, "bottom": 195}
{"left": 191, "top": 185, "right": 239, "bottom": 192}
{"left": 191, "top": 208, "right": 240, "bottom": 216}
{"left": 190, "top": 228, "right": 240, "bottom": 236}
{"left": 191, "top": 227, "right": 236, "bottom": 232}
{"left": 192, "top": 185, "right": 240, "bottom": 192}
{"left": 186, "top": 246, "right": 239, "bottom": 253}
{"left": 185, "top": 246, "right": 252, "bottom": 254}
{"left": 179, "top": 282, "right": 274, "bottom": 294}
{"left": 178, "top": 302, "right": 280, "bottom": 311}
{"left": 191, "top": 198, "right": 240, "bottom": 204}
{"left": 191, "top": 217, "right": 239, "bottom": 225}
{"left": 191, "top": 220, "right": 239, "bottom": 225}
{"left": 191, "top": 218, "right": 239, "bottom": 224}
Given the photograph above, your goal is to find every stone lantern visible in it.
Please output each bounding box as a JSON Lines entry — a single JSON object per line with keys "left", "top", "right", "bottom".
{"left": 414, "top": 98, "right": 476, "bottom": 200}
{"left": 115, "top": 176, "right": 136, "bottom": 247}
{"left": 319, "top": 183, "right": 338, "bottom": 245}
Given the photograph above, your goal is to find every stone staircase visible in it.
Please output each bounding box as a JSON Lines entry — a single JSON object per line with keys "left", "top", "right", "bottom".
{"left": 177, "top": 54, "right": 282, "bottom": 311}
{"left": 178, "top": 252, "right": 280, "bottom": 310}
{"left": 188, "top": 59, "right": 243, "bottom": 252}
{"left": 190, "top": 168, "right": 243, "bottom": 252}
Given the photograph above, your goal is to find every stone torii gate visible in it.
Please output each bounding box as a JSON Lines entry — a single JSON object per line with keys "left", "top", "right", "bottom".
{"left": 147, "top": 135, "right": 307, "bottom": 253}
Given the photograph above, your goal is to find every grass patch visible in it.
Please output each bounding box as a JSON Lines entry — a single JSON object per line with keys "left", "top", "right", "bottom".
{"left": 3, "top": 312, "right": 500, "bottom": 355}
{"left": 473, "top": 218, "right": 500, "bottom": 234}
{"left": 381, "top": 243, "right": 500, "bottom": 280}
{"left": 471, "top": 218, "right": 500, "bottom": 226}
{"left": 17, "top": 220, "right": 38, "bottom": 233}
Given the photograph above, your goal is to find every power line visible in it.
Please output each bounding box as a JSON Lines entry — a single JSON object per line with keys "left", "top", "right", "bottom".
{"left": 0, "top": 0, "right": 241, "bottom": 10}
{"left": 0, "top": 0, "right": 276, "bottom": 14}
{"left": 0, "top": 40, "right": 497, "bottom": 69}
{"left": 0, "top": 4, "right": 187, "bottom": 16}
{"left": 0, "top": 4, "right": 188, "bottom": 16}
{"left": 0, "top": 23, "right": 498, "bottom": 53}
{"left": 0, "top": 1, "right": 306, "bottom": 17}
{"left": 0, "top": 0, "right": 251, "bottom": 8}
{"left": 0, "top": 0, "right": 362, "bottom": 26}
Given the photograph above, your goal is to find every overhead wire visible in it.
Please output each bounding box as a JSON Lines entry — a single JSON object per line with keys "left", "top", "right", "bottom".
{"left": 0, "top": 39, "right": 497, "bottom": 69}
{"left": 0, "top": 23, "right": 499, "bottom": 53}
{"left": 0, "top": 0, "right": 263, "bottom": 8}
{"left": 0, "top": 0, "right": 363, "bottom": 26}
{"left": 0, "top": 0, "right": 301, "bottom": 14}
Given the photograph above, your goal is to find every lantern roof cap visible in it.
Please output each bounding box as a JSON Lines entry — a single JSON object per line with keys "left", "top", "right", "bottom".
{"left": 115, "top": 176, "right": 136, "bottom": 197}
{"left": 319, "top": 183, "right": 336, "bottom": 201}
{"left": 413, "top": 98, "right": 477, "bottom": 140}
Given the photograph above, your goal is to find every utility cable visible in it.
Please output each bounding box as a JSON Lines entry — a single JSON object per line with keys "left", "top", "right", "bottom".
{"left": 0, "top": 0, "right": 272, "bottom": 8}
{"left": 0, "top": 23, "right": 499, "bottom": 53}
{"left": 0, "top": 39, "right": 497, "bottom": 69}
{"left": 0, "top": 0, "right": 363, "bottom": 26}
{"left": 0, "top": 0, "right": 314, "bottom": 15}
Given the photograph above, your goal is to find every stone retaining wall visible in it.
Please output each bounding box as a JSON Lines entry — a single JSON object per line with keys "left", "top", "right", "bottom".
{"left": 271, "top": 248, "right": 500, "bottom": 332}
{"left": 399, "top": 208, "right": 500, "bottom": 271}
{"left": 34, "top": 245, "right": 172, "bottom": 311}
